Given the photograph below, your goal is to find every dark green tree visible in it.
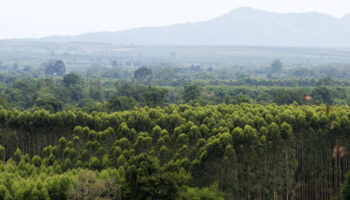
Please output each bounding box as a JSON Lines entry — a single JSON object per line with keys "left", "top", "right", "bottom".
{"left": 107, "top": 96, "right": 138, "bottom": 111}
{"left": 311, "top": 86, "right": 333, "bottom": 104}
{"left": 183, "top": 84, "right": 201, "bottom": 102}
{"left": 125, "top": 154, "right": 181, "bottom": 200}
{"left": 134, "top": 67, "right": 152, "bottom": 84}
{"left": 63, "top": 73, "right": 82, "bottom": 88}
{"left": 34, "top": 98, "right": 63, "bottom": 113}
{"left": 144, "top": 87, "right": 168, "bottom": 107}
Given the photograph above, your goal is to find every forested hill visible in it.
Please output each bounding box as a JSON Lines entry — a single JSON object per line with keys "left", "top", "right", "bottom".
{"left": 34, "top": 7, "right": 350, "bottom": 47}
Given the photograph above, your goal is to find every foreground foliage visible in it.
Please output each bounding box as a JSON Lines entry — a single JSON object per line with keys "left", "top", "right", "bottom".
{"left": 0, "top": 103, "right": 349, "bottom": 199}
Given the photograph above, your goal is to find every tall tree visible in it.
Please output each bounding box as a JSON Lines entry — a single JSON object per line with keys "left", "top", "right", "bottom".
{"left": 134, "top": 67, "right": 152, "bottom": 85}
{"left": 45, "top": 60, "right": 66, "bottom": 76}
{"left": 270, "top": 60, "right": 283, "bottom": 73}
{"left": 183, "top": 84, "right": 201, "bottom": 102}
{"left": 144, "top": 87, "right": 168, "bottom": 107}
{"left": 63, "top": 73, "right": 82, "bottom": 88}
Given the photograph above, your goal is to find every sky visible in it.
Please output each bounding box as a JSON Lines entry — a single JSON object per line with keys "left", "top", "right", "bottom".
{"left": 1, "top": 0, "right": 350, "bottom": 39}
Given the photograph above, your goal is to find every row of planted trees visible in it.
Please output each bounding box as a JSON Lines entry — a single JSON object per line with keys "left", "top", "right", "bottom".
{"left": 0, "top": 103, "right": 350, "bottom": 199}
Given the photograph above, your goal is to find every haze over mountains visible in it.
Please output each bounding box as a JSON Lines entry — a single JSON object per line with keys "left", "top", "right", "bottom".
{"left": 28, "top": 8, "right": 350, "bottom": 47}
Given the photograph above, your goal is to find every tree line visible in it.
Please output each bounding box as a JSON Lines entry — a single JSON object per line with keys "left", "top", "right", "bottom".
{"left": 1, "top": 73, "right": 350, "bottom": 112}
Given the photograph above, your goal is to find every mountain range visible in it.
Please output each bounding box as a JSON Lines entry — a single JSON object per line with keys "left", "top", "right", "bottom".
{"left": 33, "top": 7, "right": 350, "bottom": 47}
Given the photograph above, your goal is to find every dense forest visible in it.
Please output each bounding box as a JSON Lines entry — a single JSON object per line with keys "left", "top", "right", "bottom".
{"left": 0, "top": 59, "right": 350, "bottom": 199}
{"left": 0, "top": 104, "right": 350, "bottom": 199}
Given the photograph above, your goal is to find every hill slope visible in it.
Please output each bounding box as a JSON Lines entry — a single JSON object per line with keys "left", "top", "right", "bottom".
{"left": 35, "top": 7, "right": 350, "bottom": 46}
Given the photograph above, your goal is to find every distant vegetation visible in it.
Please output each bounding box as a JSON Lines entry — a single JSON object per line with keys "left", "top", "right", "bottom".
{"left": 1, "top": 59, "right": 350, "bottom": 111}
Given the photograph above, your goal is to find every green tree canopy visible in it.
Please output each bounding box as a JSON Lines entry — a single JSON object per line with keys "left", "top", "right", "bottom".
{"left": 183, "top": 84, "right": 201, "bottom": 102}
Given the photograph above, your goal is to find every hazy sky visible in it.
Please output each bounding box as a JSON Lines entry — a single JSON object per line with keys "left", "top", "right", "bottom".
{"left": 1, "top": 0, "right": 350, "bottom": 39}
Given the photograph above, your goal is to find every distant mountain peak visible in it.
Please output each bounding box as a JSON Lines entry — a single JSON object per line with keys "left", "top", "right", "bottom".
{"left": 27, "top": 8, "right": 350, "bottom": 47}
{"left": 231, "top": 7, "right": 264, "bottom": 12}
{"left": 225, "top": 7, "right": 272, "bottom": 16}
